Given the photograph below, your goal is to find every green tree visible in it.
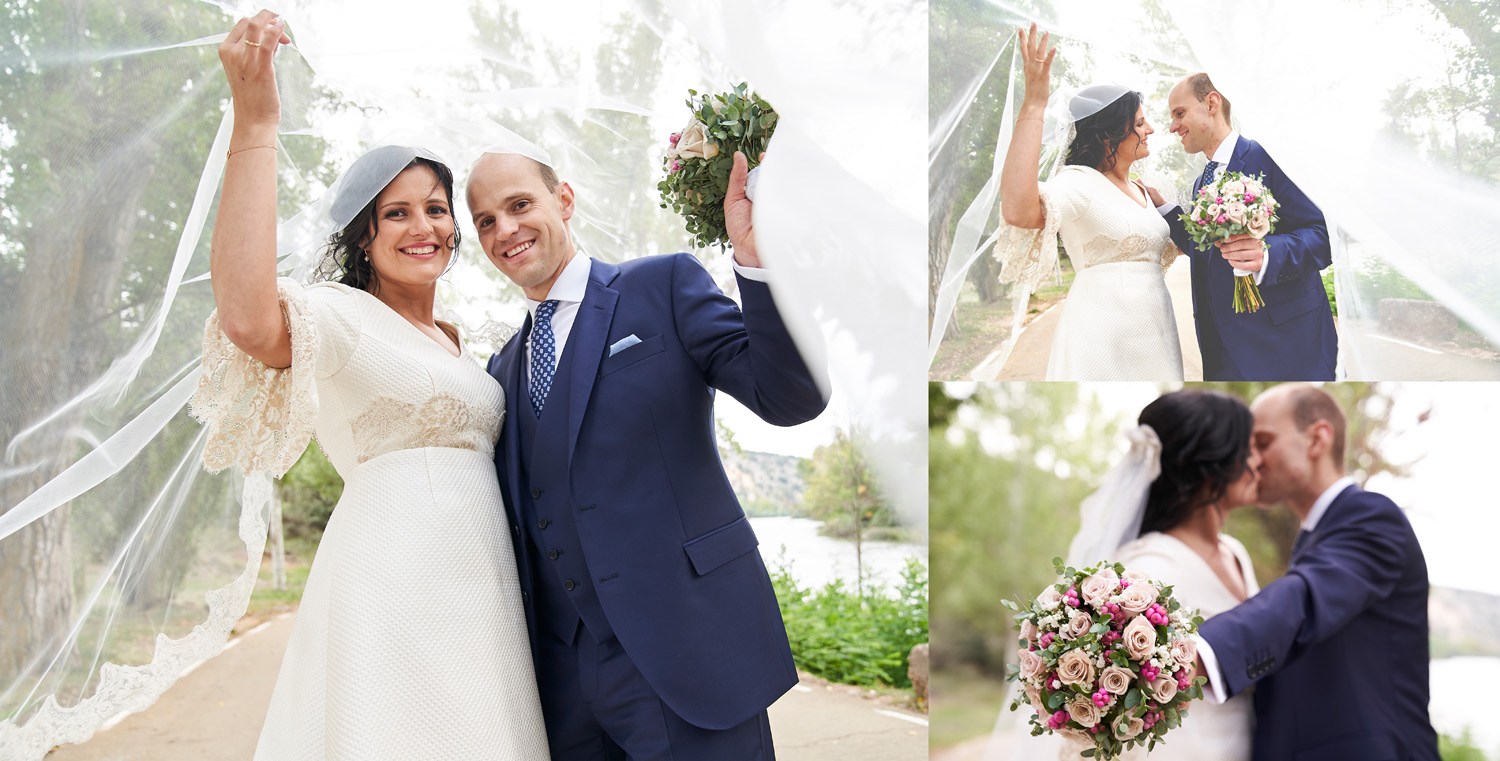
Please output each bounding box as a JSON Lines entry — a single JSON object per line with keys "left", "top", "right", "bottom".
{"left": 800, "top": 427, "right": 892, "bottom": 595}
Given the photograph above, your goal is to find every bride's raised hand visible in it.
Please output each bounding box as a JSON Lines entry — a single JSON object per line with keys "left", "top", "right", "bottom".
{"left": 218, "top": 10, "right": 292, "bottom": 128}
{"left": 1018, "top": 22, "right": 1057, "bottom": 108}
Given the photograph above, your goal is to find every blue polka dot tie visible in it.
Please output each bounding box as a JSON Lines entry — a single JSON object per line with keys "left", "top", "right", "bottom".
{"left": 530, "top": 299, "right": 560, "bottom": 418}
{"left": 1194, "top": 159, "right": 1220, "bottom": 196}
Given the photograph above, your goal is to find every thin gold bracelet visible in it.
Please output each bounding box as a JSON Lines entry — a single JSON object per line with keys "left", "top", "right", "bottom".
{"left": 227, "top": 145, "right": 277, "bottom": 158}
{"left": 1016, "top": 117, "right": 1044, "bottom": 124}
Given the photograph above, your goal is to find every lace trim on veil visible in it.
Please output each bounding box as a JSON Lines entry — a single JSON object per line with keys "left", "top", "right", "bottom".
{"left": 0, "top": 475, "right": 272, "bottom": 760}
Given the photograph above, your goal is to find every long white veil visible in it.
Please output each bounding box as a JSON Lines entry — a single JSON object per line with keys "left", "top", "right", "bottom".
{"left": 931, "top": 0, "right": 1500, "bottom": 381}
{"left": 0, "top": 0, "right": 926, "bottom": 756}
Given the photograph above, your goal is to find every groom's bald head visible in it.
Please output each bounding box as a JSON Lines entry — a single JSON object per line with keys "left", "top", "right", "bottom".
{"left": 1168, "top": 73, "right": 1233, "bottom": 156}
{"left": 1250, "top": 384, "right": 1349, "bottom": 510}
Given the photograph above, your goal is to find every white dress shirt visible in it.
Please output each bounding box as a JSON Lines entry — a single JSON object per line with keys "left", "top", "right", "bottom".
{"left": 524, "top": 252, "right": 767, "bottom": 374}
{"left": 1196, "top": 475, "right": 1360, "bottom": 704}
{"left": 1157, "top": 130, "right": 1269, "bottom": 284}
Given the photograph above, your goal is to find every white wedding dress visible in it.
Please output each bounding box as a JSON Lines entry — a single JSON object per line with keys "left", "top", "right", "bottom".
{"left": 191, "top": 280, "right": 549, "bottom": 760}
{"left": 997, "top": 164, "right": 1184, "bottom": 381}
{"left": 1002, "top": 531, "right": 1256, "bottom": 761}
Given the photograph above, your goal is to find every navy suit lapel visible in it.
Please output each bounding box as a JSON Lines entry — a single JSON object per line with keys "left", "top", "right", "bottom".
{"left": 565, "top": 260, "right": 620, "bottom": 469}
{"left": 495, "top": 315, "right": 531, "bottom": 521}
{"left": 1295, "top": 483, "right": 1362, "bottom": 561}
{"left": 1225, "top": 134, "right": 1251, "bottom": 176}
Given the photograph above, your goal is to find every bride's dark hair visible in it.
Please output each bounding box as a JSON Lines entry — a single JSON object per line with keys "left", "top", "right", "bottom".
{"left": 1137, "top": 389, "right": 1254, "bottom": 535}
{"left": 1066, "top": 89, "right": 1143, "bottom": 174}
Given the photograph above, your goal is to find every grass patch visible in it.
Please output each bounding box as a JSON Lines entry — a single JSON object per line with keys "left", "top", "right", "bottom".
{"left": 930, "top": 257, "right": 1076, "bottom": 380}
{"left": 930, "top": 665, "right": 1011, "bottom": 749}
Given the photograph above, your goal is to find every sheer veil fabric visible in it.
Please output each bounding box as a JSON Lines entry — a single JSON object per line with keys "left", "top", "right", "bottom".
{"left": 0, "top": 1, "right": 925, "bottom": 757}
{"left": 931, "top": 0, "right": 1500, "bottom": 380}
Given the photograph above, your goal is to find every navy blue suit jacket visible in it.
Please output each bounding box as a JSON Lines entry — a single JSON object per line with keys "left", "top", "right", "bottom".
{"left": 1198, "top": 485, "right": 1437, "bottom": 761}
{"left": 486, "top": 253, "right": 827, "bottom": 731}
{"left": 1164, "top": 135, "right": 1337, "bottom": 380}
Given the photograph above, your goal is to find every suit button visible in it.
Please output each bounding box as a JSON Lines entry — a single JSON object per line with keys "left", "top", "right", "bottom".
{"left": 548, "top": 549, "right": 560, "bottom": 560}
{"left": 522, "top": 591, "right": 530, "bottom": 603}
{"left": 531, "top": 488, "right": 543, "bottom": 498}
{"left": 564, "top": 579, "right": 576, "bottom": 591}
{"left": 538, "top": 518, "right": 550, "bottom": 529}
{"left": 511, "top": 524, "right": 519, "bottom": 537}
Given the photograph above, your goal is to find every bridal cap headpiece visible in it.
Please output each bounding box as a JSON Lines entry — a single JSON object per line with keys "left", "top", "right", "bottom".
{"left": 1040, "top": 82, "right": 1133, "bottom": 150}
{"left": 1064, "top": 423, "right": 1163, "bottom": 568}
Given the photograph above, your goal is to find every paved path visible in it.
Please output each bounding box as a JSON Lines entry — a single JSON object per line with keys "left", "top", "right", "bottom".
{"left": 980, "top": 257, "right": 1202, "bottom": 381}
{"left": 45, "top": 613, "right": 927, "bottom": 760}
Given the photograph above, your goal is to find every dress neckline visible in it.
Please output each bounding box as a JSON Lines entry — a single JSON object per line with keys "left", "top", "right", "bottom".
{"left": 1069, "top": 164, "right": 1152, "bottom": 210}
{"left": 1150, "top": 531, "right": 1253, "bottom": 604}
{"left": 339, "top": 285, "right": 466, "bottom": 359}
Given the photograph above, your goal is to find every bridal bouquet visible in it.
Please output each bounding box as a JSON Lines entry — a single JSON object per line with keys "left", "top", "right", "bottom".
{"left": 657, "top": 83, "right": 777, "bottom": 248}
{"left": 1178, "top": 171, "right": 1280, "bottom": 314}
{"left": 1003, "top": 558, "right": 1207, "bottom": 760}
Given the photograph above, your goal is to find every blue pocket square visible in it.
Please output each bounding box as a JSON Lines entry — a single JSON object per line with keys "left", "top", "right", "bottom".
{"left": 608, "top": 334, "right": 642, "bottom": 357}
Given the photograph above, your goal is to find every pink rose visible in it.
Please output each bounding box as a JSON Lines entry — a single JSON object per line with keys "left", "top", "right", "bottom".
{"left": 1067, "top": 695, "right": 1101, "bottom": 728}
{"left": 1037, "top": 586, "right": 1064, "bottom": 611}
{"left": 1026, "top": 684, "right": 1044, "bottom": 712}
{"left": 1123, "top": 614, "right": 1158, "bottom": 661}
{"left": 1116, "top": 582, "right": 1157, "bottom": 616}
{"left": 1018, "top": 648, "right": 1047, "bottom": 680}
{"left": 1056, "top": 648, "right": 1096, "bottom": 687}
{"left": 1149, "top": 676, "right": 1179, "bottom": 704}
{"left": 1114, "top": 715, "right": 1145, "bottom": 741}
{"left": 1063, "top": 610, "right": 1094, "bottom": 641}
{"left": 1225, "top": 201, "right": 1248, "bottom": 226}
{"left": 1080, "top": 569, "right": 1119, "bottom": 609}
{"left": 1247, "top": 209, "right": 1271, "bottom": 238}
{"left": 1099, "top": 665, "right": 1134, "bottom": 695}
{"left": 1169, "top": 638, "right": 1197, "bottom": 668}
{"left": 1020, "top": 619, "right": 1040, "bottom": 645}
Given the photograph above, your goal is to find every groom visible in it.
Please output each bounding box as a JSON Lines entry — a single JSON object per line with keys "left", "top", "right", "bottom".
{"left": 468, "top": 149, "right": 827, "bottom": 759}
{"left": 1193, "top": 384, "right": 1437, "bottom": 760}
{"left": 1152, "top": 73, "right": 1337, "bottom": 381}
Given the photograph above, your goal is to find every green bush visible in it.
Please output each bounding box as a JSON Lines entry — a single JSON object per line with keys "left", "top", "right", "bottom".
{"left": 771, "top": 555, "right": 928, "bottom": 688}
{"left": 1439, "top": 729, "right": 1489, "bottom": 761}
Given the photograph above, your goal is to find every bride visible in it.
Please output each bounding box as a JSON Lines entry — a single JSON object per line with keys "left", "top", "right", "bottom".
{"left": 193, "top": 11, "right": 548, "bottom": 758}
{"left": 998, "top": 388, "right": 1261, "bottom": 760}
{"left": 995, "top": 24, "right": 1182, "bottom": 381}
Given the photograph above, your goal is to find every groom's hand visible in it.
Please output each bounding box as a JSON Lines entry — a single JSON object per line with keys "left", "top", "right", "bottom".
{"left": 1218, "top": 233, "right": 1265, "bottom": 273}
{"left": 725, "top": 150, "right": 760, "bottom": 268}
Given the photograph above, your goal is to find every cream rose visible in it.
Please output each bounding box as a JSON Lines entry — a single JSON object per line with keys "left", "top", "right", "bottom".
{"left": 1067, "top": 695, "right": 1101, "bottom": 728}
{"left": 671, "top": 119, "right": 720, "bottom": 160}
{"left": 1063, "top": 610, "right": 1093, "bottom": 641}
{"left": 1037, "top": 586, "right": 1064, "bottom": 611}
{"left": 1221, "top": 179, "right": 1245, "bottom": 197}
{"left": 1121, "top": 567, "right": 1153, "bottom": 584}
{"left": 1017, "top": 648, "right": 1047, "bottom": 680}
{"left": 1056, "top": 648, "right": 1096, "bottom": 687}
{"left": 1225, "top": 200, "right": 1248, "bottom": 226}
{"left": 1026, "top": 684, "right": 1044, "bottom": 712}
{"left": 1116, "top": 582, "right": 1157, "bottom": 616}
{"left": 1019, "top": 619, "right": 1040, "bottom": 645}
{"left": 1123, "top": 614, "right": 1158, "bottom": 661}
{"left": 1247, "top": 210, "right": 1271, "bottom": 238}
{"left": 1149, "top": 676, "right": 1179, "bottom": 704}
{"left": 1080, "top": 569, "right": 1119, "bottom": 609}
{"left": 1098, "top": 665, "right": 1134, "bottom": 695}
{"left": 1169, "top": 637, "right": 1197, "bottom": 668}
{"left": 1113, "top": 715, "right": 1145, "bottom": 741}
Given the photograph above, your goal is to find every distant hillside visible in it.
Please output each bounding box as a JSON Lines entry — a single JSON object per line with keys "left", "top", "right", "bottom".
{"left": 1430, "top": 586, "right": 1500, "bottom": 658}
{"left": 722, "top": 449, "right": 807, "bottom": 516}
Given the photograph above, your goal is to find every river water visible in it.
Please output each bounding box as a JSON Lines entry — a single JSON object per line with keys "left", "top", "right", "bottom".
{"left": 749, "top": 516, "right": 927, "bottom": 594}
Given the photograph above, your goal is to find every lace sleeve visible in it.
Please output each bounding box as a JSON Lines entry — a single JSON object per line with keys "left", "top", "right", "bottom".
{"left": 189, "top": 278, "right": 321, "bottom": 477}
{"left": 994, "top": 173, "right": 1087, "bottom": 292}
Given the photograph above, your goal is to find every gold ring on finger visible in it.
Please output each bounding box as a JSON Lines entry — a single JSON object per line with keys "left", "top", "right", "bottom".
{"left": 244, "top": 40, "right": 262, "bottom": 47}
